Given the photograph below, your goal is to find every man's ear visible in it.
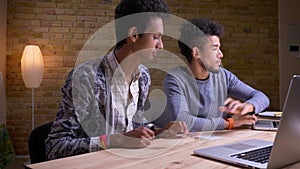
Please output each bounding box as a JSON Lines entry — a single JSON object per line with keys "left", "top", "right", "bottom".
{"left": 192, "top": 47, "right": 200, "bottom": 59}
{"left": 128, "top": 27, "right": 138, "bottom": 42}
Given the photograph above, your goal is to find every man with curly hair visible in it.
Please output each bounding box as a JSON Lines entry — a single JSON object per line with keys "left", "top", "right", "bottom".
{"left": 154, "top": 18, "right": 270, "bottom": 131}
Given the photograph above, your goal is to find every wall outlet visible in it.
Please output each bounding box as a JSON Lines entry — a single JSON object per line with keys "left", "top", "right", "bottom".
{"left": 289, "top": 45, "right": 299, "bottom": 52}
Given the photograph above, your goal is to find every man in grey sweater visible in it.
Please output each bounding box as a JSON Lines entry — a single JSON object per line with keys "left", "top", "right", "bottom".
{"left": 154, "top": 18, "right": 270, "bottom": 131}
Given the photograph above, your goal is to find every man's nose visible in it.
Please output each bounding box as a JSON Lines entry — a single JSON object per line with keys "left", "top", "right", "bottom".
{"left": 218, "top": 49, "right": 223, "bottom": 58}
{"left": 157, "top": 38, "right": 163, "bottom": 49}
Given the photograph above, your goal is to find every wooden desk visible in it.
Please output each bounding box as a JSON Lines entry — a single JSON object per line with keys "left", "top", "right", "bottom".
{"left": 26, "top": 128, "right": 292, "bottom": 169}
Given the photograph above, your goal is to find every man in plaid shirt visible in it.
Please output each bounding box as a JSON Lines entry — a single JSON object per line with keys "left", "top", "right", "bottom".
{"left": 46, "top": 0, "right": 189, "bottom": 160}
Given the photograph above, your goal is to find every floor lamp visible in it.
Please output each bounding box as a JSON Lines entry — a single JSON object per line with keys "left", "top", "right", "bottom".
{"left": 21, "top": 45, "right": 44, "bottom": 130}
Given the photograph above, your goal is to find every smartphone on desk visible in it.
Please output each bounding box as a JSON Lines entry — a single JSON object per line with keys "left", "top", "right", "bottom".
{"left": 252, "top": 111, "right": 281, "bottom": 131}
{"left": 252, "top": 119, "right": 280, "bottom": 131}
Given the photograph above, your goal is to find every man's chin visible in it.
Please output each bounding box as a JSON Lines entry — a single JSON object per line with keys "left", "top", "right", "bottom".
{"left": 146, "top": 55, "right": 154, "bottom": 60}
{"left": 208, "top": 67, "right": 220, "bottom": 74}
{"left": 149, "top": 52, "right": 157, "bottom": 59}
{"left": 140, "top": 55, "right": 154, "bottom": 63}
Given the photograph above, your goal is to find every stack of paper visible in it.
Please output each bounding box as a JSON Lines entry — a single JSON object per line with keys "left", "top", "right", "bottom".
{"left": 257, "top": 111, "right": 282, "bottom": 121}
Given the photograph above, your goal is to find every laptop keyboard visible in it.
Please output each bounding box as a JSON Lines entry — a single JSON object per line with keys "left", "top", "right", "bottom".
{"left": 230, "top": 146, "right": 273, "bottom": 164}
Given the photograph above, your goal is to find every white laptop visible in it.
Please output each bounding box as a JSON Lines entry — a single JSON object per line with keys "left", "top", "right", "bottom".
{"left": 193, "top": 75, "right": 300, "bottom": 169}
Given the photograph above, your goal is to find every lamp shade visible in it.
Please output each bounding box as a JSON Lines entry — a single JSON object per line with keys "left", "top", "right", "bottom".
{"left": 21, "top": 45, "right": 44, "bottom": 88}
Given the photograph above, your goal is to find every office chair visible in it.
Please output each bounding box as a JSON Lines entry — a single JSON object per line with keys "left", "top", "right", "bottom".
{"left": 28, "top": 121, "right": 53, "bottom": 164}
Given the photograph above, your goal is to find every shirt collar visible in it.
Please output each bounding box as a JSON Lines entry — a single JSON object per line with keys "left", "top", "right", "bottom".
{"left": 106, "top": 50, "right": 141, "bottom": 82}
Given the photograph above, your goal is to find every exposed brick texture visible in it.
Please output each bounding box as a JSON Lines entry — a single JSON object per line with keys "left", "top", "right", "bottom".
{"left": 6, "top": 0, "right": 278, "bottom": 155}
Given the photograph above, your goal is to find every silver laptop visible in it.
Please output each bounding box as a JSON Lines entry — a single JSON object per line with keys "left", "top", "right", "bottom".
{"left": 193, "top": 75, "right": 300, "bottom": 169}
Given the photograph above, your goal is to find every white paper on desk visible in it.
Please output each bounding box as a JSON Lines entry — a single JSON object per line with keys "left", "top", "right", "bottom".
{"left": 194, "top": 134, "right": 222, "bottom": 140}
{"left": 259, "top": 111, "right": 282, "bottom": 117}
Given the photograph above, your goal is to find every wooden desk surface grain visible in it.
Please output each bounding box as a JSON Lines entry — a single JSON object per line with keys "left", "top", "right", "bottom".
{"left": 26, "top": 128, "right": 280, "bottom": 169}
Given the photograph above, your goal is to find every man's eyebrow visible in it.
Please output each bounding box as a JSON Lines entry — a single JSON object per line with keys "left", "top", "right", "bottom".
{"left": 212, "top": 43, "right": 220, "bottom": 47}
{"left": 144, "top": 31, "right": 162, "bottom": 35}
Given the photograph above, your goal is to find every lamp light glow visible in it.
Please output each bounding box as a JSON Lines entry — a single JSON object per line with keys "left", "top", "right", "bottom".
{"left": 21, "top": 45, "right": 44, "bottom": 88}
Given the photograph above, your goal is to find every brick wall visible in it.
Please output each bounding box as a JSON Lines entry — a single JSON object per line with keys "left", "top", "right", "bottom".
{"left": 6, "top": 0, "right": 278, "bottom": 155}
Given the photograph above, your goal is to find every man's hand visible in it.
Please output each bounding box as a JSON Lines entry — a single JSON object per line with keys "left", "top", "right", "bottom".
{"left": 219, "top": 97, "right": 255, "bottom": 115}
{"left": 231, "top": 113, "right": 257, "bottom": 128}
{"left": 156, "top": 121, "right": 189, "bottom": 138}
{"left": 109, "top": 126, "right": 155, "bottom": 148}
{"left": 220, "top": 98, "right": 257, "bottom": 128}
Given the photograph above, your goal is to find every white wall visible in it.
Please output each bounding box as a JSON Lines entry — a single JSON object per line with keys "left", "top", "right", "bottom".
{"left": 279, "top": 0, "right": 300, "bottom": 109}
{"left": 0, "top": 0, "right": 7, "bottom": 125}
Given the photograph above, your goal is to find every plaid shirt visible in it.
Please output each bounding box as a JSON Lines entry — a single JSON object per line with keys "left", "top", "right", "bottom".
{"left": 45, "top": 51, "right": 151, "bottom": 160}
{"left": 106, "top": 51, "right": 141, "bottom": 132}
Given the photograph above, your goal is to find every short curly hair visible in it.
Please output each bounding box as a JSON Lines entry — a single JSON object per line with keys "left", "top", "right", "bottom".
{"left": 114, "top": 0, "right": 170, "bottom": 49}
{"left": 178, "top": 18, "right": 224, "bottom": 63}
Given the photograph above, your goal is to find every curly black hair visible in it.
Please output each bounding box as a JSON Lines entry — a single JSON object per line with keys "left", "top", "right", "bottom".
{"left": 114, "top": 0, "right": 170, "bottom": 49}
{"left": 178, "top": 18, "right": 224, "bottom": 63}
